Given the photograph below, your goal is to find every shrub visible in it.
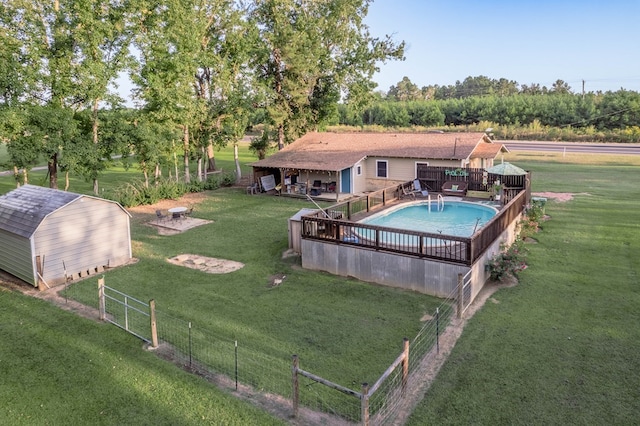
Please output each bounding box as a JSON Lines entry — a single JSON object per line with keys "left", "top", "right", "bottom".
{"left": 488, "top": 240, "right": 528, "bottom": 281}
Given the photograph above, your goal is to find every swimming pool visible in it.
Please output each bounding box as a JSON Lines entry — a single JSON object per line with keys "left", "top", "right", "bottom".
{"left": 359, "top": 201, "right": 497, "bottom": 237}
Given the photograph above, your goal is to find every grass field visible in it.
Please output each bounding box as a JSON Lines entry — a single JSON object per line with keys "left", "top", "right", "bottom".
{"left": 0, "top": 142, "right": 442, "bottom": 423}
{"left": 1, "top": 145, "right": 640, "bottom": 423}
{"left": 406, "top": 152, "right": 640, "bottom": 424}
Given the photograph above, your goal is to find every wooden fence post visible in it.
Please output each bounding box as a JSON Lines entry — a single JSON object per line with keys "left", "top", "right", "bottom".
{"left": 149, "top": 299, "right": 158, "bottom": 348}
{"left": 292, "top": 355, "right": 299, "bottom": 419}
{"left": 401, "top": 338, "right": 409, "bottom": 397}
{"left": 361, "top": 382, "right": 369, "bottom": 426}
{"left": 457, "top": 273, "right": 463, "bottom": 319}
{"left": 98, "top": 277, "right": 106, "bottom": 321}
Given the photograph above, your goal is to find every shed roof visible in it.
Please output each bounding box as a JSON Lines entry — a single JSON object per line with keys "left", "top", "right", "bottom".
{"left": 0, "top": 184, "right": 129, "bottom": 238}
{"left": 252, "top": 132, "right": 502, "bottom": 171}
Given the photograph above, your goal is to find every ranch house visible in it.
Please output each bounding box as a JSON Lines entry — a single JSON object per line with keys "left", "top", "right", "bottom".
{"left": 250, "top": 131, "right": 507, "bottom": 199}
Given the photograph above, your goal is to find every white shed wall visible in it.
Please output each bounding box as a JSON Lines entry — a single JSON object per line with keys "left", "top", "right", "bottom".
{"left": 34, "top": 198, "right": 131, "bottom": 286}
{"left": 0, "top": 230, "right": 35, "bottom": 284}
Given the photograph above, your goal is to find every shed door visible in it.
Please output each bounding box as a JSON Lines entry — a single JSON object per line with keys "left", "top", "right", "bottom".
{"left": 340, "top": 168, "right": 351, "bottom": 193}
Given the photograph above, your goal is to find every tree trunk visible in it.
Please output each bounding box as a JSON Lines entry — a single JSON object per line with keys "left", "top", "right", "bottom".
{"left": 183, "top": 124, "right": 190, "bottom": 183}
{"left": 48, "top": 153, "right": 58, "bottom": 189}
{"left": 206, "top": 144, "right": 217, "bottom": 171}
{"left": 234, "top": 143, "right": 241, "bottom": 183}
{"left": 64, "top": 170, "right": 70, "bottom": 191}
{"left": 92, "top": 98, "right": 99, "bottom": 194}
{"left": 277, "top": 124, "right": 285, "bottom": 150}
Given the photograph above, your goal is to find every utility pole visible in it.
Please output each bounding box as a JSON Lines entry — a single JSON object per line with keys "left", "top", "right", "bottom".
{"left": 582, "top": 79, "right": 585, "bottom": 99}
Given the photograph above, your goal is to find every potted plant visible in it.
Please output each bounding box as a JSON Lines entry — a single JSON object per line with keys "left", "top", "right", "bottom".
{"left": 492, "top": 181, "right": 503, "bottom": 201}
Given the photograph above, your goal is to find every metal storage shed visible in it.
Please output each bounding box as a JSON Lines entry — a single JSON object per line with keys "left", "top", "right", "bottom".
{"left": 0, "top": 184, "right": 132, "bottom": 288}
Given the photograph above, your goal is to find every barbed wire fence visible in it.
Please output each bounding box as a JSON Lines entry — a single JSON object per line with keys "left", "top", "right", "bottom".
{"left": 72, "top": 274, "right": 473, "bottom": 425}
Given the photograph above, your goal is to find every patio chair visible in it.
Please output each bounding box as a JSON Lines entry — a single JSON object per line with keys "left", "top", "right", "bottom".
{"left": 155, "top": 209, "right": 168, "bottom": 223}
{"left": 413, "top": 179, "right": 429, "bottom": 197}
{"left": 184, "top": 206, "right": 194, "bottom": 218}
{"left": 246, "top": 182, "right": 259, "bottom": 195}
{"left": 310, "top": 180, "right": 322, "bottom": 196}
{"left": 401, "top": 184, "right": 416, "bottom": 199}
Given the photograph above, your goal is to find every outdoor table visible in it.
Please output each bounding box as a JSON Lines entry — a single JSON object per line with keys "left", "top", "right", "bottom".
{"left": 168, "top": 206, "right": 187, "bottom": 219}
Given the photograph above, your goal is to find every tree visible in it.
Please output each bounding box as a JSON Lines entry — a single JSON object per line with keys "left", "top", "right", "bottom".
{"left": 551, "top": 79, "right": 572, "bottom": 94}
{"left": 250, "top": 0, "right": 404, "bottom": 150}
{"left": 133, "top": 0, "right": 250, "bottom": 183}
{"left": 69, "top": 0, "right": 133, "bottom": 194}
{"left": 388, "top": 76, "right": 421, "bottom": 101}
{"left": 2, "top": 0, "right": 131, "bottom": 190}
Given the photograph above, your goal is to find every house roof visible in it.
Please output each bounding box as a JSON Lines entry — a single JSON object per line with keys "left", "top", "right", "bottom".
{"left": 251, "top": 132, "right": 505, "bottom": 171}
{"left": 0, "top": 184, "right": 128, "bottom": 238}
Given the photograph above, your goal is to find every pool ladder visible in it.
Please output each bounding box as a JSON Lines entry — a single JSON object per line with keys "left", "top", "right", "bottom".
{"left": 427, "top": 194, "right": 445, "bottom": 212}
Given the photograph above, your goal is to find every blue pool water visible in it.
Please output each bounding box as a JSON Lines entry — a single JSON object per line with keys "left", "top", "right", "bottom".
{"left": 360, "top": 201, "right": 497, "bottom": 237}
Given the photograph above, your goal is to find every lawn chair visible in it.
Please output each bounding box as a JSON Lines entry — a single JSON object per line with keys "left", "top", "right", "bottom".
{"left": 184, "top": 206, "right": 194, "bottom": 218}
{"left": 400, "top": 184, "right": 416, "bottom": 199}
{"left": 155, "top": 209, "right": 168, "bottom": 224}
{"left": 413, "top": 179, "right": 429, "bottom": 197}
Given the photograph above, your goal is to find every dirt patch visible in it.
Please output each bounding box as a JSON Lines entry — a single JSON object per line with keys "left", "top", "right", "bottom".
{"left": 167, "top": 254, "right": 244, "bottom": 274}
{"left": 531, "top": 191, "right": 588, "bottom": 202}
{"left": 128, "top": 192, "right": 210, "bottom": 215}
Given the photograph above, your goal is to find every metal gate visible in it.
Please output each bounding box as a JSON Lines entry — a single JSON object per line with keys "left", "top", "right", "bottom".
{"left": 98, "top": 280, "right": 152, "bottom": 343}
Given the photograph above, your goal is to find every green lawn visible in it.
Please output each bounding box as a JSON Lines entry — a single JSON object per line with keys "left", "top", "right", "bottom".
{"left": 0, "top": 289, "right": 285, "bottom": 425}
{"left": 406, "top": 152, "right": 640, "bottom": 424}
{"left": 0, "top": 142, "right": 441, "bottom": 422}
{"left": 2, "top": 146, "right": 640, "bottom": 423}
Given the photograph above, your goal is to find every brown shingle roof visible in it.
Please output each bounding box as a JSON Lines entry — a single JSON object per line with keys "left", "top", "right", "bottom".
{"left": 252, "top": 132, "right": 500, "bottom": 171}
{"left": 470, "top": 141, "right": 509, "bottom": 159}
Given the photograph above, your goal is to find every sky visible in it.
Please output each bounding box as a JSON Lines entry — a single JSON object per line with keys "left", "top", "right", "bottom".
{"left": 363, "top": 0, "right": 640, "bottom": 94}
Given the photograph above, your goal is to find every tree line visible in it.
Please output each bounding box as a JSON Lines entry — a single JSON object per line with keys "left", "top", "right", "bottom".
{"left": 0, "top": 0, "right": 403, "bottom": 191}
{"left": 336, "top": 90, "right": 640, "bottom": 130}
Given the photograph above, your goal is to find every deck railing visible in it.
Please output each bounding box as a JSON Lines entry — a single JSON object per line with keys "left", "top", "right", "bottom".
{"left": 320, "top": 186, "right": 401, "bottom": 220}
{"left": 302, "top": 187, "right": 528, "bottom": 266}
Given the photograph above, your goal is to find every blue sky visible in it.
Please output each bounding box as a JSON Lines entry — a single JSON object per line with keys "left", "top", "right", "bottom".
{"left": 364, "top": 0, "right": 640, "bottom": 93}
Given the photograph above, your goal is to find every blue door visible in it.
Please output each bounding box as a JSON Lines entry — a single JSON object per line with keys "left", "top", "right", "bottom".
{"left": 340, "top": 167, "right": 351, "bottom": 193}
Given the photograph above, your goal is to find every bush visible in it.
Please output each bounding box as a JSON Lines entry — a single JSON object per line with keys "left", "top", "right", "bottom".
{"left": 488, "top": 240, "right": 528, "bottom": 281}
{"left": 488, "top": 202, "right": 543, "bottom": 280}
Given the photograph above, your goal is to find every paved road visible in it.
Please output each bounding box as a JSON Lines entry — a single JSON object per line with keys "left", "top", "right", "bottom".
{"left": 501, "top": 140, "right": 640, "bottom": 155}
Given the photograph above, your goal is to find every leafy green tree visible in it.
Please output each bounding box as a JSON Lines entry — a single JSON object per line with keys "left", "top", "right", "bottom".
{"left": 250, "top": 0, "right": 404, "bottom": 149}
{"left": 594, "top": 90, "right": 640, "bottom": 129}
{"left": 2, "top": 0, "right": 130, "bottom": 190}
{"left": 132, "top": 0, "right": 251, "bottom": 183}
{"left": 388, "top": 76, "right": 421, "bottom": 101}
{"left": 551, "top": 79, "right": 572, "bottom": 94}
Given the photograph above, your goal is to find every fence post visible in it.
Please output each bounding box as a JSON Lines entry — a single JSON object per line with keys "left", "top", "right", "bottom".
{"left": 436, "top": 307, "right": 440, "bottom": 353}
{"left": 292, "top": 355, "right": 299, "bottom": 419}
{"left": 457, "top": 273, "right": 463, "bottom": 319}
{"left": 401, "top": 337, "right": 409, "bottom": 397}
{"left": 149, "top": 299, "right": 158, "bottom": 348}
{"left": 361, "top": 382, "right": 369, "bottom": 426}
{"left": 98, "top": 277, "right": 105, "bottom": 321}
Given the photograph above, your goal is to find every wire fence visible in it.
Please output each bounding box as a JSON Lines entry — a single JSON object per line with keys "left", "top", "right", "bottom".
{"left": 83, "top": 275, "right": 470, "bottom": 425}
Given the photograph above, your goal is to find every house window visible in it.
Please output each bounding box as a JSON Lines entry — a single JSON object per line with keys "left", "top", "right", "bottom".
{"left": 376, "top": 160, "right": 388, "bottom": 178}
{"left": 416, "top": 162, "right": 429, "bottom": 179}
{"left": 356, "top": 165, "right": 362, "bottom": 176}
